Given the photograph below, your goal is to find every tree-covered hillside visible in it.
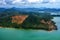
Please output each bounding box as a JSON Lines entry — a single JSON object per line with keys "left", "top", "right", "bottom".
{"left": 0, "top": 8, "right": 57, "bottom": 31}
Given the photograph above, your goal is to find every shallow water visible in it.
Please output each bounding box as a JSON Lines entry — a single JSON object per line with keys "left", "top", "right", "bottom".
{"left": 0, "top": 17, "right": 60, "bottom": 40}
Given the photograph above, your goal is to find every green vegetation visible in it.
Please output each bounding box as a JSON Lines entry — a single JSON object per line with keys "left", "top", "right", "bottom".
{"left": 0, "top": 8, "right": 57, "bottom": 31}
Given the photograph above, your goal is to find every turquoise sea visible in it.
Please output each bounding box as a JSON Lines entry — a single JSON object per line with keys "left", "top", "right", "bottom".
{"left": 0, "top": 17, "right": 60, "bottom": 40}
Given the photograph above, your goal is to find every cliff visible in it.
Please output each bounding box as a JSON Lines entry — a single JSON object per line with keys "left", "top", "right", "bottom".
{"left": 11, "top": 15, "right": 28, "bottom": 24}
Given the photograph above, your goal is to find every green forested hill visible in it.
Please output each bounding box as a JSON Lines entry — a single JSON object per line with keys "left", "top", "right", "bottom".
{"left": 0, "top": 8, "right": 57, "bottom": 31}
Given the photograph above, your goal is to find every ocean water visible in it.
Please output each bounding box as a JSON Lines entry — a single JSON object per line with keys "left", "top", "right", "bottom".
{"left": 0, "top": 17, "right": 60, "bottom": 40}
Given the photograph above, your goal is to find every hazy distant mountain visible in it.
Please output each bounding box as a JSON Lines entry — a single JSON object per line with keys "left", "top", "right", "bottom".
{"left": 0, "top": 8, "right": 6, "bottom": 12}
{"left": 0, "top": 7, "right": 60, "bottom": 13}
{"left": 8, "top": 7, "right": 60, "bottom": 12}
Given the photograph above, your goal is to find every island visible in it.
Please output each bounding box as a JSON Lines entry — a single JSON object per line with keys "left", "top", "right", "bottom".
{"left": 0, "top": 8, "right": 57, "bottom": 31}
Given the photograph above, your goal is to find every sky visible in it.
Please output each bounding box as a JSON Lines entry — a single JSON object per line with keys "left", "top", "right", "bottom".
{"left": 0, "top": 0, "right": 60, "bottom": 8}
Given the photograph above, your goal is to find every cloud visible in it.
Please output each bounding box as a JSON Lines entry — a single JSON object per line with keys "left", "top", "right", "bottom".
{"left": 42, "top": 0, "right": 56, "bottom": 3}
{"left": 12, "top": 0, "right": 43, "bottom": 5}
{"left": 11, "top": 0, "right": 27, "bottom": 6}
{"left": 5, "top": 0, "right": 13, "bottom": 5}
{"left": 27, "top": 0, "right": 40, "bottom": 3}
{"left": 12, "top": 0, "right": 22, "bottom": 4}
{"left": 0, "top": 0, "right": 60, "bottom": 8}
{"left": 49, "top": 0, "right": 56, "bottom": 3}
{"left": 0, "top": 0, "right": 6, "bottom": 5}
{"left": 0, "top": 0, "right": 56, "bottom": 5}
{"left": 42, "top": 0, "right": 49, "bottom": 3}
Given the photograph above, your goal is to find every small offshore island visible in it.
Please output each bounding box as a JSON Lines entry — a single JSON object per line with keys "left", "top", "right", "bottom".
{"left": 0, "top": 8, "right": 57, "bottom": 31}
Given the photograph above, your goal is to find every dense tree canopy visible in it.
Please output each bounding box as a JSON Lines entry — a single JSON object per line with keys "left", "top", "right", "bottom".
{"left": 0, "top": 8, "right": 57, "bottom": 31}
